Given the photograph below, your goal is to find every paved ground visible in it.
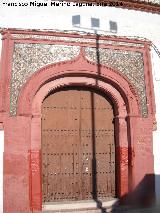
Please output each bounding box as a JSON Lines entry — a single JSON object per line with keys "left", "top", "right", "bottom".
{"left": 111, "top": 206, "right": 160, "bottom": 213}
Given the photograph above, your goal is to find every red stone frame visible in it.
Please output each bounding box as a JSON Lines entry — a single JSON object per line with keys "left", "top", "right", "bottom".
{"left": 0, "top": 29, "right": 156, "bottom": 213}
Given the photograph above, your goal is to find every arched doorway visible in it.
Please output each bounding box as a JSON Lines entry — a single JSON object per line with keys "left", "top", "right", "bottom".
{"left": 41, "top": 87, "right": 116, "bottom": 203}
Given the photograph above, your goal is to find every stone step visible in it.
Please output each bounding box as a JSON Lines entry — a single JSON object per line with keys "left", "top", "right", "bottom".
{"left": 37, "top": 210, "right": 102, "bottom": 213}
{"left": 36, "top": 199, "right": 117, "bottom": 212}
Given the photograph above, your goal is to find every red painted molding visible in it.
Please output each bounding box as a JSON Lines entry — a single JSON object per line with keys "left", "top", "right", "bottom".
{"left": 29, "top": 150, "right": 42, "bottom": 211}
{"left": 0, "top": 28, "right": 150, "bottom": 45}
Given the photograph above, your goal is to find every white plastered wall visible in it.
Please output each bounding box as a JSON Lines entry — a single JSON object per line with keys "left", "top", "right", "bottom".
{"left": 0, "top": 33, "right": 4, "bottom": 213}
{"left": 0, "top": 0, "right": 160, "bottom": 204}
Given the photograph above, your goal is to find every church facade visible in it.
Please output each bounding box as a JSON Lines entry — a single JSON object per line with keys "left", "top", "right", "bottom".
{"left": 0, "top": 1, "right": 160, "bottom": 213}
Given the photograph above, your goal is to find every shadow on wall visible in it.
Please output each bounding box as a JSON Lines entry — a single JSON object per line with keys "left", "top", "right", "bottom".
{"left": 88, "top": 28, "right": 158, "bottom": 213}
{"left": 155, "top": 174, "right": 160, "bottom": 202}
{"left": 95, "top": 174, "right": 160, "bottom": 213}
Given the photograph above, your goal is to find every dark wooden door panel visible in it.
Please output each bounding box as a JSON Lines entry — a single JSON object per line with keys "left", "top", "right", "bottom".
{"left": 42, "top": 89, "right": 115, "bottom": 202}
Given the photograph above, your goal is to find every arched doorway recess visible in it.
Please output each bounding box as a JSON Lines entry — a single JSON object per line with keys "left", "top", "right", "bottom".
{"left": 24, "top": 75, "right": 132, "bottom": 211}
{"left": 41, "top": 87, "right": 116, "bottom": 202}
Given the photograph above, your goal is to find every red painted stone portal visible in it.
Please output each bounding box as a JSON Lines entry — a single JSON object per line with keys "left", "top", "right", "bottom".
{"left": 0, "top": 29, "right": 155, "bottom": 213}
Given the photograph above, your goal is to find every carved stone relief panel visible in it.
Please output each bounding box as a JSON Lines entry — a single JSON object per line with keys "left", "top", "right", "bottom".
{"left": 84, "top": 47, "right": 147, "bottom": 117}
{"left": 10, "top": 41, "right": 147, "bottom": 117}
{"left": 10, "top": 43, "right": 80, "bottom": 115}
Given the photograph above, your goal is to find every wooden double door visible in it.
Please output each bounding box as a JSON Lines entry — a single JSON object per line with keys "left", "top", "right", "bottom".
{"left": 42, "top": 89, "right": 115, "bottom": 202}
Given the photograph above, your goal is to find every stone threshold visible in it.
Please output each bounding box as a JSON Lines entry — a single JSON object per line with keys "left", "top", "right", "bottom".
{"left": 42, "top": 198, "right": 118, "bottom": 212}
